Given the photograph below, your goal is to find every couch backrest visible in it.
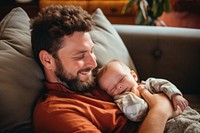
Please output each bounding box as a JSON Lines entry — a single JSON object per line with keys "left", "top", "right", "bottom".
{"left": 115, "top": 25, "right": 200, "bottom": 94}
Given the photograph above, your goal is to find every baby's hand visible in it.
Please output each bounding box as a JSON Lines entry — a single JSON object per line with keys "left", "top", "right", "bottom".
{"left": 172, "top": 94, "right": 189, "bottom": 112}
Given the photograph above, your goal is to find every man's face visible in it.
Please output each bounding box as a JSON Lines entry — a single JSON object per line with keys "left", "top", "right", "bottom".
{"left": 53, "top": 32, "right": 97, "bottom": 93}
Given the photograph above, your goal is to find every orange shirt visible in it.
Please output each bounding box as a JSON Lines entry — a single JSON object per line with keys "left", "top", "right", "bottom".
{"left": 34, "top": 82, "right": 140, "bottom": 133}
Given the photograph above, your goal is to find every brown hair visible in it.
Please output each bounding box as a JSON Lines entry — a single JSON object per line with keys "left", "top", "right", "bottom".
{"left": 30, "top": 5, "right": 94, "bottom": 68}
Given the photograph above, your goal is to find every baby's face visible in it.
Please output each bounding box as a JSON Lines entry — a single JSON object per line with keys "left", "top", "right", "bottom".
{"left": 99, "top": 62, "right": 139, "bottom": 97}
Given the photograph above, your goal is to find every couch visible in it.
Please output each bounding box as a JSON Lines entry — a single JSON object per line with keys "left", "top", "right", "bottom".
{"left": 0, "top": 7, "right": 199, "bottom": 133}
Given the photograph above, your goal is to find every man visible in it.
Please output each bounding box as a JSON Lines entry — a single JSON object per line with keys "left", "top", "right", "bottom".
{"left": 31, "top": 5, "right": 181, "bottom": 133}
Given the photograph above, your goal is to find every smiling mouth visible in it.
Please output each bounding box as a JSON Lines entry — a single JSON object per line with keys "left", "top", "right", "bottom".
{"left": 78, "top": 68, "right": 93, "bottom": 78}
{"left": 80, "top": 70, "right": 92, "bottom": 76}
{"left": 121, "top": 87, "right": 131, "bottom": 94}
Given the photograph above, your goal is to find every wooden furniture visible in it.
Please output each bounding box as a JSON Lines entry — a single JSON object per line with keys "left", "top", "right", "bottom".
{"left": 39, "top": 0, "right": 137, "bottom": 24}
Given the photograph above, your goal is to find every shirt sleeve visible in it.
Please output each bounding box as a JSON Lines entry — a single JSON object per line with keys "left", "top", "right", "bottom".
{"left": 142, "top": 77, "right": 182, "bottom": 100}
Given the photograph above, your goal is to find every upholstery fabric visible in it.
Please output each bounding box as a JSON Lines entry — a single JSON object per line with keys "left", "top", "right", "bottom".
{"left": 90, "top": 8, "right": 137, "bottom": 73}
{"left": 0, "top": 7, "right": 136, "bottom": 132}
{"left": 114, "top": 25, "right": 200, "bottom": 94}
{"left": 0, "top": 7, "right": 44, "bottom": 133}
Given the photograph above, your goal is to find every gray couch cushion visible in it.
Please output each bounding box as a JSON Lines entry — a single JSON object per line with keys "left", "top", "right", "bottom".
{"left": 0, "top": 7, "right": 43, "bottom": 133}
{"left": 0, "top": 7, "right": 137, "bottom": 132}
{"left": 90, "top": 8, "right": 137, "bottom": 73}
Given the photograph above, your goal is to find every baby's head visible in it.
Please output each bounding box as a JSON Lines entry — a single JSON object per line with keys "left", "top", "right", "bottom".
{"left": 97, "top": 60, "right": 139, "bottom": 97}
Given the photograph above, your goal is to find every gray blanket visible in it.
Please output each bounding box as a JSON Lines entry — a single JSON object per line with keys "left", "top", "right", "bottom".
{"left": 165, "top": 107, "right": 200, "bottom": 133}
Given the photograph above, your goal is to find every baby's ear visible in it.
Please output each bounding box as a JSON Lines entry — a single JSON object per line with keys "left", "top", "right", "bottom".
{"left": 130, "top": 70, "right": 138, "bottom": 81}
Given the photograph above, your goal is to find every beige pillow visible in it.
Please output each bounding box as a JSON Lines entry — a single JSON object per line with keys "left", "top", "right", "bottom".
{"left": 0, "top": 7, "right": 43, "bottom": 133}
{"left": 90, "top": 8, "right": 137, "bottom": 73}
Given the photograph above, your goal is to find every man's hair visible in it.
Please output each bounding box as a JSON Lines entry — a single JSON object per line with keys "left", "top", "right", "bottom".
{"left": 30, "top": 5, "right": 94, "bottom": 68}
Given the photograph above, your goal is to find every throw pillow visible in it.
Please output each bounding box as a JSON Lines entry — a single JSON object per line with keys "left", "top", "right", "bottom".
{"left": 0, "top": 7, "right": 137, "bottom": 133}
{"left": 90, "top": 8, "right": 137, "bottom": 73}
{"left": 0, "top": 7, "right": 44, "bottom": 133}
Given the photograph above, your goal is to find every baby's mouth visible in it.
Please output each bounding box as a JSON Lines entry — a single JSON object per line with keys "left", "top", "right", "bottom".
{"left": 120, "top": 87, "right": 129, "bottom": 94}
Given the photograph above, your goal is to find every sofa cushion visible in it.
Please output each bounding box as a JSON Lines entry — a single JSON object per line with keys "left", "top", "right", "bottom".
{"left": 0, "top": 7, "right": 44, "bottom": 133}
{"left": 90, "top": 8, "right": 137, "bottom": 73}
{"left": 0, "top": 7, "right": 137, "bottom": 132}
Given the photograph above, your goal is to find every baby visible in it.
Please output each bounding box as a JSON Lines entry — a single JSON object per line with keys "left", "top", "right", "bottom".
{"left": 97, "top": 60, "right": 189, "bottom": 121}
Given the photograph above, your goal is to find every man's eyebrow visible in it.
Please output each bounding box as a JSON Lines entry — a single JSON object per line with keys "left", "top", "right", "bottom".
{"left": 71, "top": 44, "right": 95, "bottom": 55}
{"left": 75, "top": 45, "right": 95, "bottom": 54}
{"left": 72, "top": 50, "right": 87, "bottom": 55}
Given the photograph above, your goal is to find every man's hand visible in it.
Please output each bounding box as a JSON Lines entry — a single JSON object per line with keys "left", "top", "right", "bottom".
{"left": 137, "top": 88, "right": 182, "bottom": 133}
{"left": 139, "top": 87, "right": 182, "bottom": 119}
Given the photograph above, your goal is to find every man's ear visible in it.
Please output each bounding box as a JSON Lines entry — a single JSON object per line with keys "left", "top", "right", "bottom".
{"left": 39, "top": 50, "right": 54, "bottom": 69}
{"left": 130, "top": 70, "right": 138, "bottom": 81}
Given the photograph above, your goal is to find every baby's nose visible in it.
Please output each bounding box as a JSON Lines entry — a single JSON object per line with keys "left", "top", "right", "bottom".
{"left": 116, "top": 83, "right": 123, "bottom": 89}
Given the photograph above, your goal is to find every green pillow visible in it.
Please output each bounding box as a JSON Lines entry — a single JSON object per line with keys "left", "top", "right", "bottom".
{"left": 90, "top": 8, "right": 137, "bottom": 72}
{"left": 0, "top": 7, "right": 43, "bottom": 133}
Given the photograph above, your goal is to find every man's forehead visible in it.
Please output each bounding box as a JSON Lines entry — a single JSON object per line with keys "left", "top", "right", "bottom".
{"left": 60, "top": 32, "right": 93, "bottom": 50}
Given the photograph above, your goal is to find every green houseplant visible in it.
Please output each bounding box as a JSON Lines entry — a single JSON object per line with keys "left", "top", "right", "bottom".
{"left": 123, "top": 0, "right": 171, "bottom": 25}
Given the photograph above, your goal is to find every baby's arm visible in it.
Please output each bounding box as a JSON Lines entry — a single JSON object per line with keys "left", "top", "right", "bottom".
{"left": 143, "top": 78, "right": 189, "bottom": 111}
{"left": 171, "top": 94, "right": 189, "bottom": 111}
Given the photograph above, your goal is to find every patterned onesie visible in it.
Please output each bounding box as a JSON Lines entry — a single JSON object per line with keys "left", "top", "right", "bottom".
{"left": 114, "top": 77, "right": 182, "bottom": 122}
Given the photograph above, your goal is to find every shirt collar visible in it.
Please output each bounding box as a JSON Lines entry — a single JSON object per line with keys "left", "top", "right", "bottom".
{"left": 44, "top": 81, "right": 75, "bottom": 94}
{"left": 44, "top": 81, "right": 113, "bottom": 101}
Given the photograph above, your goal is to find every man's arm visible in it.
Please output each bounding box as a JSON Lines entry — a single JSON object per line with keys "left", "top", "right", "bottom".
{"left": 138, "top": 88, "right": 182, "bottom": 133}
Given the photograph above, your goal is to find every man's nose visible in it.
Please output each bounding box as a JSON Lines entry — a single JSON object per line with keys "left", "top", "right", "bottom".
{"left": 86, "top": 53, "right": 97, "bottom": 68}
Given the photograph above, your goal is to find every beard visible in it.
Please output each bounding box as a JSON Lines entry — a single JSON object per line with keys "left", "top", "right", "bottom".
{"left": 54, "top": 58, "right": 96, "bottom": 93}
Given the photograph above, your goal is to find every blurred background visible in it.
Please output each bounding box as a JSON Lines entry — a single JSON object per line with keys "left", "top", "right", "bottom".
{"left": 0, "top": 0, "right": 199, "bottom": 29}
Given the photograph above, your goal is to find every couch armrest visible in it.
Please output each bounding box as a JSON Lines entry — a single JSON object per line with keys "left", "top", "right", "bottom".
{"left": 114, "top": 25, "right": 200, "bottom": 94}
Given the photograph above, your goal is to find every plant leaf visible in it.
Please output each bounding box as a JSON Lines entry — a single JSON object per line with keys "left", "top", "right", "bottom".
{"left": 163, "top": 0, "right": 170, "bottom": 12}
{"left": 122, "top": 0, "right": 136, "bottom": 14}
{"left": 123, "top": 0, "right": 171, "bottom": 25}
{"left": 140, "top": 0, "right": 148, "bottom": 20}
{"left": 152, "top": 0, "right": 165, "bottom": 19}
{"left": 136, "top": 10, "right": 145, "bottom": 25}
